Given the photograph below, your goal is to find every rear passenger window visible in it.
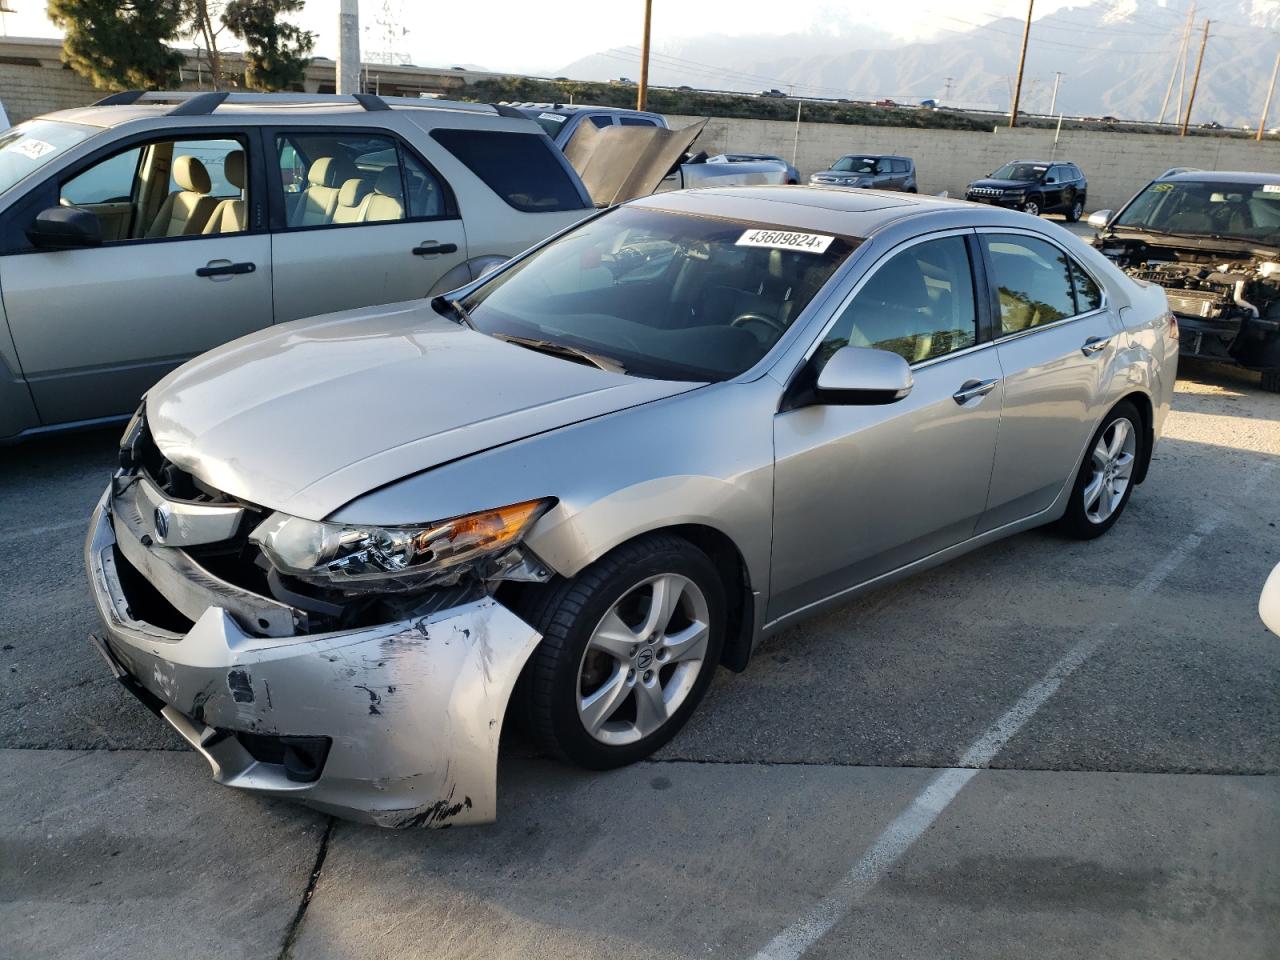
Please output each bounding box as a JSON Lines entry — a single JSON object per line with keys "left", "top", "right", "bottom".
{"left": 274, "top": 132, "right": 455, "bottom": 229}
{"left": 982, "top": 235, "right": 1078, "bottom": 334}
{"left": 430, "top": 129, "right": 588, "bottom": 213}
{"left": 620, "top": 117, "right": 658, "bottom": 126}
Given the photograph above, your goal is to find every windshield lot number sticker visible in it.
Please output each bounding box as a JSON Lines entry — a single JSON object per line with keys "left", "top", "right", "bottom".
{"left": 538, "top": 112, "right": 567, "bottom": 123}
{"left": 1264, "top": 185, "right": 1280, "bottom": 193}
{"left": 737, "top": 229, "right": 834, "bottom": 254}
{"left": 7, "top": 138, "right": 55, "bottom": 160}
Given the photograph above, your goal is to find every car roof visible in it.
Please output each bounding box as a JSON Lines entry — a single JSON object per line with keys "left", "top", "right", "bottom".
{"left": 1158, "top": 170, "right": 1280, "bottom": 184}
{"left": 1007, "top": 159, "right": 1076, "bottom": 165}
{"left": 629, "top": 184, "right": 1007, "bottom": 238}
{"left": 511, "top": 103, "right": 661, "bottom": 117}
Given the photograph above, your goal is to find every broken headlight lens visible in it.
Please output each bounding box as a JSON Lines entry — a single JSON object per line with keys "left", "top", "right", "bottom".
{"left": 250, "top": 499, "right": 553, "bottom": 585}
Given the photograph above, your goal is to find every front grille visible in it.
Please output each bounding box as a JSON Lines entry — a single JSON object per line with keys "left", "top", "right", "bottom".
{"left": 969, "top": 187, "right": 1004, "bottom": 197}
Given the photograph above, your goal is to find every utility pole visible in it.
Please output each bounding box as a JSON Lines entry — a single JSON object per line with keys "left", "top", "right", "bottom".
{"left": 337, "top": 0, "right": 361, "bottom": 96}
{"left": 943, "top": 76, "right": 954, "bottom": 103}
{"left": 1009, "top": 0, "right": 1034, "bottom": 128}
{"left": 637, "top": 0, "right": 653, "bottom": 111}
{"left": 1049, "top": 71, "right": 1063, "bottom": 116}
{"left": 1258, "top": 50, "right": 1280, "bottom": 141}
{"left": 1159, "top": 2, "right": 1194, "bottom": 124}
{"left": 1180, "top": 19, "right": 1210, "bottom": 136}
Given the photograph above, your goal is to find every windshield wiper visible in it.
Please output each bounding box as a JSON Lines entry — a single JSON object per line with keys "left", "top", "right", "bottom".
{"left": 493, "top": 334, "right": 625, "bottom": 374}
{"left": 431, "top": 295, "right": 476, "bottom": 329}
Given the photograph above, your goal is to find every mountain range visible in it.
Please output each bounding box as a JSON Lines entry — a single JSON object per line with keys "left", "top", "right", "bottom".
{"left": 557, "top": 0, "right": 1280, "bottom": 128}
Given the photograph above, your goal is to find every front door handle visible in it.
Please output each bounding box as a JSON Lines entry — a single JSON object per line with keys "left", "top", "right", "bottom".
{"left": 953, "top": 378, "right": 1000, "bottom": 404}
{"left": 196, "top": 260, "right": 255, "bottom": 279}
{"left": 412, "top": 242, "right": 458, "bottom": 256}
{"left": 1081, "top": 335, "right": 1111, "bottom": 356}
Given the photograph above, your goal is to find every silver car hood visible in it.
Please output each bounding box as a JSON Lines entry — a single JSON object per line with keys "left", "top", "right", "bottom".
{"left": 146, "top": 301, "right": 699, "bottom": 520}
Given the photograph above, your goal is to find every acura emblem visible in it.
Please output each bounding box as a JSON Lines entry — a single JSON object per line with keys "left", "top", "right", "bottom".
{"left": 153, "top": 505, "right": 170, "bottom": 541}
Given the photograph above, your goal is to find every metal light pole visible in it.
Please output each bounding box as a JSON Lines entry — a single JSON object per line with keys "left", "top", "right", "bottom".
{"left": 1180, "top": 20, "right": 1210, "bottom": 137}
{"left": 1048, "top": 71, "right": 1063, "bottom": 116}
{"left": 1009, "top": 0, "right": 1034, "bottom": 128}
{"left": 637, "top": 0, "right": 653, "bottom": 111}
{"left": 1159, "top": 2, "right": 1194, "bottom": 124}
{"left": 337, "top": 0, "right": 361, "bottom": 96}
{"left": 1258, "top": 50, "right": 1280, "bottom": 142}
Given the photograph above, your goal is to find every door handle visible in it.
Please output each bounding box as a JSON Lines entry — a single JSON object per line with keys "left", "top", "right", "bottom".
{"left": 196, "top": 260, "right": 255, "bottom": 278}
{"left": 412, "top": 242, "right": 458, "bottom": 256}
{"left": 1081, "top": 336, "right": 1111, "bottom": 356}
{"left": 952, "top": 378, "right": 1000, "bottom": 404}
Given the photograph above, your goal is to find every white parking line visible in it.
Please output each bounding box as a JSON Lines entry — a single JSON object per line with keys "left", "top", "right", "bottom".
{"left": 750, "top": 470, "right": 1269, "bottom": 960}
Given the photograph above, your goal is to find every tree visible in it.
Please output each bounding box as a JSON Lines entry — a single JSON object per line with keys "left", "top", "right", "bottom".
{"left": 187, "top": 0, "right": 230, "bottom": 91}
{"left": 222, "top": 0, "right": 314, "bottom": 92}
{"left": 49, "top": 0, "right": 186, "bottom": 91}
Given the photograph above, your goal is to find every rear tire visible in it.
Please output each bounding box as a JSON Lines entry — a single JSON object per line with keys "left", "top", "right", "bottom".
{"left": 1057, "top": 401, "right": 1142, "bottom": 540}
{"left": 1066, "top": 198, "right": 1084, "bottom": 222}
{"left": 1262, "top": 370, "right": 1280, "bottom": 393}
{"left": 514, "top": 533, "right": 726, "bottom": 770}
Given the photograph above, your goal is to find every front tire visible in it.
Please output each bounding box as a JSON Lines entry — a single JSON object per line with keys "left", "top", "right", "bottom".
{"left": 515, "top": 533, "right": 726, "bottom": 769}
{"left": 1022, "top": 197, "right": 1042, "bottom": 217}
{"left": 1057, "top": 402, "right": 1141, "bottom": 539}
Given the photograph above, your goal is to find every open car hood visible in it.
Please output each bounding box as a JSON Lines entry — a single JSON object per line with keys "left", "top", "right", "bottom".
{"left": 145, "top": 302, "right": 698, "bottom": 520}
{"left": 563, "top": 118, "right": 708, "bottom": 207}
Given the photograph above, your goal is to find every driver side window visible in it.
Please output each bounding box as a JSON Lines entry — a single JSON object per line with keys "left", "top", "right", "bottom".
{"left": 818, "top": 236, "right": 978, "bottom": 366}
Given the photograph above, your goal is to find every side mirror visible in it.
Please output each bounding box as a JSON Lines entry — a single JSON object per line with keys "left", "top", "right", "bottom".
{"left": 26, "top": 206, "right": 101, "bottom": 250}
{"left": 815, "top": 346, "right": 913, "bottom": 404}
{"left": 1261, "top": 561, "right": 1280, "bottom": 637}
{"left": 1087, "top": 209, "right": 1113, "bottom": 229}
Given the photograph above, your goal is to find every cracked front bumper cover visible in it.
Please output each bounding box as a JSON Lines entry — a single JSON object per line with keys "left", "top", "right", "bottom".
{"left": 84, "top": 489, "right": 542, "bottom": 827}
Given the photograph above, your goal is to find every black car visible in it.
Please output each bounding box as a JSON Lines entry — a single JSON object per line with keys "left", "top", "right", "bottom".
{"left": 965, "top": 159, "right": 1087, "bottom": 220}
{"left": 1093, "top": 170, "right": 1280, "bottom": 392}
{"left": 809, "top": 155, "right": 917, "bottom": 192}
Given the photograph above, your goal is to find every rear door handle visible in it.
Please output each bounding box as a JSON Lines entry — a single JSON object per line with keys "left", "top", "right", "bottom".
{"left": 952, "top": 378, "right": 1000, "bottom": 404}
{"left": 1081, "top": 335, "right": 1111, "bottom": 356}
{"left": 196, "top": 260, "right": 255, "bottom": 279}
{"left": 412, "top": 242, "right": 458, "bottom": 256}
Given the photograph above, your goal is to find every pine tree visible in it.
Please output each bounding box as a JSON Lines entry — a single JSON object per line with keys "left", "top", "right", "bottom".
{"left": 49, "top": 0, "right": 186, "bottom": 91}
{"left": 222, "top": 0, "right": 315, "bottom": 92}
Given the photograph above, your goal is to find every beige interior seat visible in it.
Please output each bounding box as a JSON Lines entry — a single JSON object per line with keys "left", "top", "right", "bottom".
{"left": 331, "top": 178, "right": 373, "bottom": 224}
{"left": 146, "top": 156, "right": 217, "bottom": 238}
{"left": 362, "top": 168, "right": 405, "bottom": 222}
{"left": 202, "top": 150, "right": 247, "bottom": 235}
{"left": 291, "top": 156, "right": 356, "bottom": 226}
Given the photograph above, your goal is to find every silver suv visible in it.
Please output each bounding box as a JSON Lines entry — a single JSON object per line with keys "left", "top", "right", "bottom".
{"left": 0, "top": 92, "right": 628, "bottom": 441}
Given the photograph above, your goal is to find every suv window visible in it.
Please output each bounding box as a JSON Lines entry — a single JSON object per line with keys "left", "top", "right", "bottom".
{"left": 430, "top": 128, "right": 587, "bottom": 213}
{"left": 275, "top": 131, "right": 454, "bottom": 229}
{"left": 620, "top": 116, "right": 658, "bottom": 126}
{"left": 587, "top": 115, "right": 615, "bottom": 129}
{"left": 819, "top": 235, "right": 978, "bottom": 365}
{"left": 891, "top": 159, "right": 908, "bottom": 174}
{"left": 59, "top": 135, "right": 248, "bottom": 243}
{"left": 982, "top": 234, "right": 1096, "bottom": 334}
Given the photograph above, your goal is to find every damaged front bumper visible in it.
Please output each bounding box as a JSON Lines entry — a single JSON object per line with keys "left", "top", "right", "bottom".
{"left": 84, "top": 486, "right": 541, "bottom": 828}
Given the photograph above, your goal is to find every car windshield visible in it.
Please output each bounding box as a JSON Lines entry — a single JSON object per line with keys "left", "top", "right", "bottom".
{"left": 460, "top": 206, "right": 859, "bottom": 382}
{"left": 1112, "top": 179, "right": 1280, "bottom": 244}
{"left": 991, "top": 162, "right": 1047, "bottom": 181}
{"left": 0, "top": 119, "right": 98, "bottom": 196}
{"left": 832, "top": 157, "right": 879, "bottom": 174}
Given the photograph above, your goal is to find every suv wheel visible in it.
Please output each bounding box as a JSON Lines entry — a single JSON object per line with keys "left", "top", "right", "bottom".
{"left": 1262, "top": 369, "right": 1280, "bottom": 393}
{"left": 1057, "top": 401, "right": 1141, "bottom": 539}
{"left": 1022, "top": 197, "right": 1041, "bottom": 217}
{"left": 515, "top": 533, "right": 726, "bottom": 769}
{"left": 1066, "top": 198, "right": 1085, "bottom": 222}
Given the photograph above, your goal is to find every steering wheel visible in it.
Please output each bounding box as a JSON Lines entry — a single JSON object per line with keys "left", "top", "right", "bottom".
{"left": 730, "top": 312, "right": 787, "bottom": 342}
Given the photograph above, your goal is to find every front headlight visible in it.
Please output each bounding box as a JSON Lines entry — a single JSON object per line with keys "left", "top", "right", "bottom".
{"left": 250, "top": 499, "right": 554, "bottom": 587}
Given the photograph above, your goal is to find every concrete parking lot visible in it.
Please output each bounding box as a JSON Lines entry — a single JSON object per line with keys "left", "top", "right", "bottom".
{"left": 2, "top": 354, "right": 1278, "bottom": 959}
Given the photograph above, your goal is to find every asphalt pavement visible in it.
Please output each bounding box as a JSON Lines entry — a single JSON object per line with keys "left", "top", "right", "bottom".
{"left": 1, "top": 355, "right": 1277, "bottom": 959}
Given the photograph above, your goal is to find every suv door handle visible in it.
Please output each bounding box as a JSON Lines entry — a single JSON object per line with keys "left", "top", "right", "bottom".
{"left": 952, "top": 378, "right": 1000, "bottom": 404}
{"left": 1081, "top": 336, "right": 1111, "bottom": 356}
{"left": 196, "top": 260, "right": 255, "bottom": 278}
{"left": 412, "top": 242, "right": 458, "bottom": 256}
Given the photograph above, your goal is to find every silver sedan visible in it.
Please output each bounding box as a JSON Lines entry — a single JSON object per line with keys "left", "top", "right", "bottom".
{"left": 85, "top": 187, "right": 1178, "bottom": 826}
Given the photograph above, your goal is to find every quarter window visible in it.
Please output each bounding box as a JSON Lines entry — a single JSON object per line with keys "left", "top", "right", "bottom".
{"left": 819, "top": 235, "right": 978, "bottom": 366}
{"left": 430, "top": 128, "right": 588, "bottom": 213}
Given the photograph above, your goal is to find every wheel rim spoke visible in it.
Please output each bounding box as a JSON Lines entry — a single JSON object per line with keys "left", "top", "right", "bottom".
{"left": 579, "top": 668, "right": 631, "bottom": 735}
{"left": 664, "top": 620, "right": 709, "bottom": 664}
{"left": 1083, "top": 473, "right": 1105, "bottom": 512}
{"left": 633, "top": 678, "right": 669, "bottom": 737}
{"left": 1108, "top": 419, "right": 1130, "bottom": 459}
{"left": 639, "top": 574, "right": 683, "bottom": 639}
{"left": 590, "top": 610, "right": 640, "bottom": 661}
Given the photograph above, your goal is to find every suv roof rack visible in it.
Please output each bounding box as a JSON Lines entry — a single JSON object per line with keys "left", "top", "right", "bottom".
{"left": 90, "top": 90, "right": 396, "bottom": 115}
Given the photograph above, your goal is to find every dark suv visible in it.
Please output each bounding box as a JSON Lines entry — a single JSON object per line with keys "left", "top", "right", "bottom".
{"left": 809, "top": 155, "right": 917, "bottom": 192}
{"left": 965, "top": 160, "right": 1087, "bottom": 220}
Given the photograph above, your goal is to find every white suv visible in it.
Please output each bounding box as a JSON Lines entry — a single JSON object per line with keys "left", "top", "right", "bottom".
{"left": 0, "top": 92, "right": 667, "bottom": 440}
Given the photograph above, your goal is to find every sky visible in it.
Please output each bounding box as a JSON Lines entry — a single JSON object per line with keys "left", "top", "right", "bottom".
{"left": 0, "top": 0, "right": 1094, "bottom": 75}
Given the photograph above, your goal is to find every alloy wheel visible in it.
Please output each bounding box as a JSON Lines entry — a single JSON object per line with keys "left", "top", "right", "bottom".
{"left": 1024, "top": 199, "right": 1040, "bottom": 216}
{"left": 576, "top": 573, "right": 710, "bottom": 745}
{"left": 1072, "top": 200, "right": 1084, "bottom": 220}
{"left": 1084, "top": 416, "right": 1137, "bottom": 524}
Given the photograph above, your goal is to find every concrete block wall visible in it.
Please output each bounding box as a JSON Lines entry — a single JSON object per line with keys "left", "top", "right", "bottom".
{"left": 1, "top": 62, "right": 102, "bottom": 125}
{"left": 669, "top": 114, "right": 1280, "bottom": 213}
